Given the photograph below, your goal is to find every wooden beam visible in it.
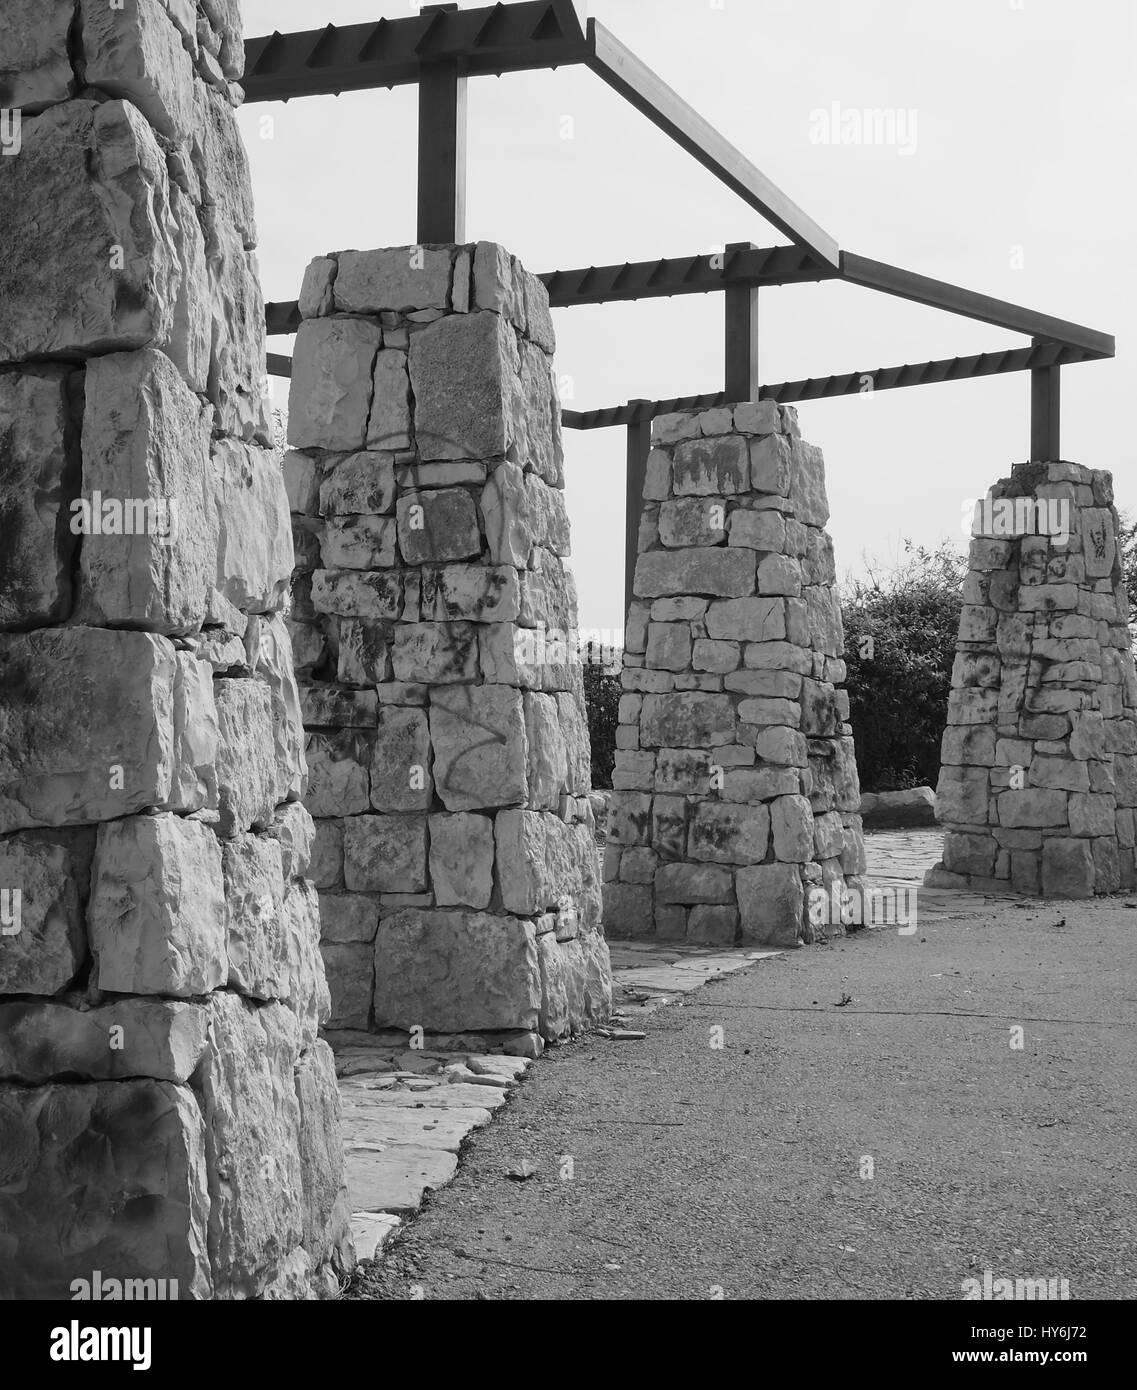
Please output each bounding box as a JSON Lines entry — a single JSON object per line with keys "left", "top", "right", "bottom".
{"left": 1030, "top": 339, "right": 1061, "bottom": 462}
{"left": 587, "top": 20, "right": 839, "bottom": 267}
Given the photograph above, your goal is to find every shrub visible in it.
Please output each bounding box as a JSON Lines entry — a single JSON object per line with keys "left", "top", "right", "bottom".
{"left": 581, "top": 647, "right": 621, "bottom": 790}
{"left": 841, "top": 541, "right": 965, "bottom": 793}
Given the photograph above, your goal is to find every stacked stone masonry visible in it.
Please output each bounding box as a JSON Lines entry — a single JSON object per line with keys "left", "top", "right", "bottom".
{"left": 602, "top": 403, "right": 866, "bottom": 946}
{"left": 284, "top": 241, "right": 612, "bottom": 1051}
{"left": 0, "top": 1, "right": 351, "bottom": 1298}
{"left": 926, "top": 461, "right": 1137, "bottom": 898}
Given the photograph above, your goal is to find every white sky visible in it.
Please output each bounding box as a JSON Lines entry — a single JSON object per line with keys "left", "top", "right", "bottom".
{"left": 241, "top": 0, "right": 1136, "bottom": 633}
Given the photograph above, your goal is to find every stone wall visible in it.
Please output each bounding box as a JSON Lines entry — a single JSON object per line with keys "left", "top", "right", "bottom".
{"left": 602, "top": 403, "right": 865, "bottom": 945}
{"left": 926, "top": 461, "right": 1137, "bottom": 897}
{"left": 283, "top": 242, "right": 612, "bottom": 1052}
{"left": 0, "top": 0, "right": 351, "bottom": 1298}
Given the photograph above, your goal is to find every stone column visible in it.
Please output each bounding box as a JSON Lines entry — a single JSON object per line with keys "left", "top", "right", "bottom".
{"left": 0, "top": 1, "right": 350, "bottom": 1299}
{"left": 926, "top": 461, "right": 1137, "bottom": 897}
{"left": 602, "top": 402, "right": 864, "bottom": 946}
{"left": 284, "top": 242, "right": 612, "bottom": 1052}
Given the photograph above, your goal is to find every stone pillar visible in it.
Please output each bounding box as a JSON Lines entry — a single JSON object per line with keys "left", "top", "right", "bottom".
{"left": 284, "top": 242, "right": 612, "bottom": 1052}
{"left": 926, "top": 461, "right": 1137, "bottom": 897}
{"left": 0, "top": 1, "right": 351, "bottom": 1299}
{"left": 602, "top": 403, "right": 865, "bottom": 946}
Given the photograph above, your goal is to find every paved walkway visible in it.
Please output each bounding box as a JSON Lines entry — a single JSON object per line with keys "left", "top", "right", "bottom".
{"left": 343, "top": 826, "right": 1137, "bottom": 1300}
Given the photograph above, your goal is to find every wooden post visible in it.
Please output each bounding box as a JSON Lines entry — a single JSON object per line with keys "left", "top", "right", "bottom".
{"left": 417, "top": 5, "right": 467, "bottom": 244}
{"left": 625, "top": 401, "right": 652, "bottom": 620}
{"left": 724, "top": 240, "right": 760, "bottom": 402}
{"left": 1030, "top": 339, "right": 1061, "bottom": 462}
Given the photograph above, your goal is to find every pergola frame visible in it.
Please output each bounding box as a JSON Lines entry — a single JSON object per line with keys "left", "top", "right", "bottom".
{"left": 248, "top": 0, "right": 1114, "bottom": 611}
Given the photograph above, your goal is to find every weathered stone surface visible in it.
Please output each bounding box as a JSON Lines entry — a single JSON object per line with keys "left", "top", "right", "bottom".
{"left": 213, "top": 439, "right": 293, "bottom": 613}
{"left": 0, "top": 837, "right": 86, "bottom": 996}
{"left": 688, "top": 802, "right": 769, "bottom": 864}
{"left": 397, "top": 489, "right": 481, "bottom": 564}
{"left": 0, "top": 629, "right": 198, "bottom": 832}
{"left": 0, "top": 0, "right": 75, "bottom": 112}
{"left": 289, "top": 318, "right": 382, "bottom": 452}
{"left": 639, "top": 693, "right": 735, "bottom": 748}
{"left": 635, "top": 548, "right": 754, "bottom": 599}
{"left": 429, "top": 812, "right": 494, "bottom": 909}
{"left": 410, "top": 311, "right": 516, "bottom": 462}
{"left": 373, "top": 910, "right": 541, "bottom": 1032}
{"left": 671, "top": 436, "right": 748, "bottom": 496}
{"left": 368, "top": 350, "right": 412, "bottom": 451}
{"left": 392, "top": 623, "right": 478, "bottom": 684}
{"left": 295, "top": 1039, "right": 353, "bottom": 1273}
{"left": 335, "top": 247, "right": 453, "bottom": 313}
{"left": 89, "top": 814, "right": 226, "bottom": 997}
{"left": 0, "top": 1080, "right": 211, "bottom": 1300}
{"left": 736, "top": 863, "right": 803, "bottom": 946}
{"left": 0, "top": 367, "right": 78, "bottom": 629}
{"left": 78, "top": 351, "right": 213, "bottom": 634}
{"left": 320, "top": 452, "right": 396, "bottom": 517}
{"left": 215, "top": 678, "right": 278, "bottom": 837}
{"left": 0, "top": 997, "right": 208, "bottom": 1085}
{"left": 321, "top": 942, "right": 373, "bottom": 1031}
{"left": 312, "top": 569, "right": 403, "bottom": 621}
{"left": 305, "top": 733, "right": 371, "bottom": 818}
{"left": 0, "top": 101, "right": 179, "bottom": 363}
{"left": 81, "top": 0, "right": 195, "bottom": 140}
{"left": 430, "top": 685, "right": 528, "bottom": 811}
{"left": 343, "top": 814, "right": 428, "bottom": 893}
{"left": 223, "top": 834, "right": 286, "bottom": 1000}
{"left": 788, "top": 439, "right": 829, "bottom": 526}
{"left": 369, "top": 705, "right": 433, "bottom": 814}
{"left": 198, "top": 993, "right": 304, "bottom": 1299}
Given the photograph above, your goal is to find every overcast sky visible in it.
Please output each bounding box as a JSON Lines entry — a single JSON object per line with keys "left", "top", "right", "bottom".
{"left": 242, "top": 0, "right": 1135, "bottom": 634}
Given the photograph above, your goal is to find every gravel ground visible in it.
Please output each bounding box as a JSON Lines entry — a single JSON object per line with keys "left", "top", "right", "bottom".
{"left": 350, "top": 897, "right": 1137, "bottom": 1301}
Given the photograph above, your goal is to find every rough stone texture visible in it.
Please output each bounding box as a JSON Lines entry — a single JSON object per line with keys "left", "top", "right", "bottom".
{"left": 926, "top": 462, "right": 1137, "bottom": 897}
{"left": 0, "top": 4, "right": 347, "bottom": 1301}
{"left": 604, "top": 406, "right": 864, "bottom": 946}
{"left": 287, "top": 244, "right": 610, "bottom": 1042}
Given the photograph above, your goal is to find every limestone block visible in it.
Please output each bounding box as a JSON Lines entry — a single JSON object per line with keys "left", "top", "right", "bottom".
{"left": 654, "top": 863, "right": 733, "bottom": 903}
{"left": 997, "top": 788, "right": 1068, "bottom": 828}
{"left": 813, "top": 810, "right": 845, "bottom": 859}
{"left": 739, "top": 696, "right": 801, "bottom": 729}
{"left": 279, "top": 879, "right": 330, "bottom": 1048}
{"left": 392, "top": 623, "right": 478, "bottom": 685}
{"left": 686, "top": 905, "right": 738, "bottom": 945}
{"left": 0, "top": 837, "right": 86, "bottom": 996}
{"left": 645, "top": 622, "right": 693, "bottom": 673}
{"left": 298, "top": 258, "right": 337, "bottom": 319}
{"left": 198, "top": 993, "right": 304, "bottom": 1299}
{"left": 771, "top": 794, "right": 814, "bottom": 861}
{"left": 729, "top": 508, "right": 785, "bottom": 552}
{"left": 397, "top": 489, "right": 481, "bottom": 564}
{"left": 267, "top": 801, "right": 315, "bottom": 881}
{"left": 89, "top": 814, "right": 225, "bottom": 996}
{"left": 803, "top": 586, "right": 844, "bottom": 656}
{"left": 757, "top": 554, "right": 802, "bottom": 597}
{"left": 643, "top": 448, "right": 672, "bottom": 500}
{"left": 693, "top": 639, "right": 740, "bottom": 674}
{"left": 788, "top": 439, "right": 829, "bottom": 526}
{"left": 295, "top": 1039, "right": 353, "bottom": 1273}
{"left": 1082, "top": 508, "right": 1116, "bottom": 579}
{"left": 601, "top": 881, "right": 655, "bottom": 936}
{"left": 343, "top": 814, "right": 428, "bottom": 892}
{"left": 323, "top": 515, "right": 396, "bottom": 570}
{"left": 722, "top": 768, "right": 797, "bottom": 802}
{"left": 736, "top": 863, "right": 803, "bottom": 946}
{"left": 372, "top": 909, "right": 541, "bottom": 1031}
{"left": 0, "top": 368, "right": 78, "bottom": 629}
{"left": 802, "top": 529, "right": 836, "bottom": 586}
{"left": 410, "top": 311, "right": 517, "bottom": 461}
{"left": 640, "top": 692, "right": 735, "bottom": 749}
{"left": 80, "top": 0, "right": 195, "bottom": 140}
{"left": 706, "top": 597, "right": 785, "bottom": 642}
{"left": 421, "top": 565, "right": 520, "bottom": 623}
{"left": 320, "top": 452, "right": 396, "bottom": 517}
{"left": 367, "top": 350, "right": 412, "bottom": 450}
{"left": 318, "top": 893, "right": 376, "bottom": 946}
{"left": 688, "top": 802, "right": 769, "bottom": 864}
{"left": 557, "top": 690, "right": 593, "bottom": 797}
{"left": 1040, "top": 837, "right": 1094, "bottom": 898}
{"left": 671, "top": 436, "right": 749, "bottom": 496}
{"left": 202, "top": 216, "right": 271, "bottom": 444}
{"left": 749, "top": 434, "right": 792, "bottom": 494}
{"left": 1069, "top": 792, "right": 1115, "bottom": 837}
{"left": 338, "top": 619, "right": 392, "bottom": 685}
{"left": 1027, "top": 757, "right": 1089, "bottom": 792}
{"left": 743, "top": 640, "right": 813, "bottom": 674}
{"left": 513, "top": 337, "right": 561, "bottom": 485}
{"left": 0, "top": 101, "right": 178, "bottom": 363}
{"left": 222, "top": 833, "right": 285, "bottom": 1000}
{"left": 215, "top": 678, "right": 278, "bottom": 837}
{"left": 429, "top": 812, "right": 494, "bottom": 909}
{"left": 370, "top": 706, "right": 433, "bottom": 813}
{"left": 0, "top": 1080, "right": 211, "bottom": 1300}
{"left": 213, "top": 439, "right": 292, "bottom": 613}
{"left": 658, "top": 498, "right": 728, "bottom": 547}
{"left": 496, "top": 810, "right": 581, "bottom": 916}
{"left": 0, "top": 628, "right": 203, "bottom": 832}
{"left": 430, "top": 685, "right": 528, "bottom": 811}
{"left": 312, "top": 569, "right": 403, "bottom": 621}
{"left": 524, "top": 692, "right": 569, "bottom": 810}
{"left": 0, "top": 0, "right": 75, "bottom": 112}
{"left": 754, "top": 726, "right": 807, "bottom": 767}
{"left": 289, "top": 318, "right": 382, "bottom": 452}
{"left": 321, "top": 942, "right": 373, "bottom": 1030}
{"left": 334, "top": 247, "right": 453, "bottom": 313}
{"left": 255, "top": 616, "right": 308, "bottom": 804}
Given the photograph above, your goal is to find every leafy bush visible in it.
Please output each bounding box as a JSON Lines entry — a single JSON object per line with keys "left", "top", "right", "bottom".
{"left": 841, "top": 541, "right": 965, "bottom": 793}
{"left": 582, "top": 649, "right": 621, "bottom": 790}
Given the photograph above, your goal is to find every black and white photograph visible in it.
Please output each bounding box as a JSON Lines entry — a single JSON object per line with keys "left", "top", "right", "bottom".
{"left": 0, "top": 0, "right": 1131, "bottom": 1352}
